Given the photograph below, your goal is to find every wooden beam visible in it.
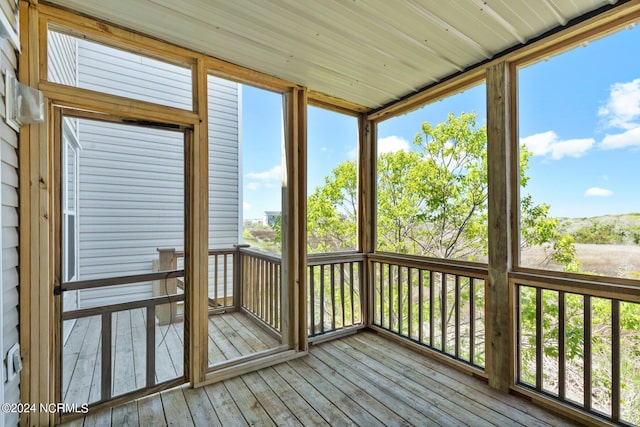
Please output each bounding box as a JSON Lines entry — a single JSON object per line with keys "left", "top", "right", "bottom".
{"left": 308, "top": 91, "right": 370, "bottom": 116}
{"left": 367, "top": 69, "right": 485, "bottom": 122}
{"left": 486, "top": 61, "right": 515, "bottom": 392}
{"left": 38, "top": 3, "right": 196, "bottom": 66}
{"left": 205, "top": 57, "right": 296, "bottom": 94}
{"left": 38, "top": 81, "right": 199, "bottom": 126}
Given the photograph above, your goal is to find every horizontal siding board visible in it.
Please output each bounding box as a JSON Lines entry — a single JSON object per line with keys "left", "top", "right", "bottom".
{"left": 1, "top": 184, "right": 16, "bottom": 207}
{"left": 1, "top": 11, "right": 19, "bottom": 421}
{"left": 1, "top": 122, "right": 18, "bottom": 150}
{"left": 2, "top": 205, "right": 18, "bottom": 229}
{"left": 77, "top": 40, "right": 192, "bottom": 110}
{"left": 1, "top": 162, "right": 18, "bottom": 187}
{"left": 2, "top": 227, "right": 18, "bottom": 249}
{"left": 2, "top": 251, "right": 17, "bottom": 276}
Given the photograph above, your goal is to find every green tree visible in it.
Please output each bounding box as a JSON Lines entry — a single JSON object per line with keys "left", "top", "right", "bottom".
{"left": 307, "top": 111, "right": 577, "bottom": 267}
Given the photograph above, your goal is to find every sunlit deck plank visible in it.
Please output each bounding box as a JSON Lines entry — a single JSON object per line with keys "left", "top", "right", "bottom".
{"left": 63, "top": 330, "right": 580, "bottom": 427}
{"left": 160, "top": 388, "right": 194, "bottom": 427}
{"left": 304, "top": 348, "right": 441, "bottom": 425}
{"left": 203, "top": 382, "right": 249, "bottom": 426}
{"left": 240, "top": 371, "right": 303, "bottom": 426}
{"left": 137, "top": 393, "right": 167, "bottom": 427}
{"left": 270, "top": 362, "right": 355, "bottom": 425}
{"left": 182, "top": 386, "right": 222, "bottom": 427}
{"left": 110, "top": 400, "right": 139, "bottom": 426}
{"left": 223, "top": 376, "right": 276, "bottom": 427}
{"left": 255, "top": 366, "right": 329, "bottom": 426}
{"left": 361, "top": 332, "right": 578, "bottom": 427}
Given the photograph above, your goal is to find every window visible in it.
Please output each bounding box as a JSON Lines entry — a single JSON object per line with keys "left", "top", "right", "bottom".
{"left": 517, "top": 23, "right": 640, "bottom": 279}
{"left": 306, "top": 106, "right": 359, "bottom": 253}
{"left": 239, "top": 85, "right": 284, "bottom": 255}
{"left": 47, "top": 29, "right": 192, "bottom": 110}
{"left": 376, "top": 84, "right": 487, "bottom": 262}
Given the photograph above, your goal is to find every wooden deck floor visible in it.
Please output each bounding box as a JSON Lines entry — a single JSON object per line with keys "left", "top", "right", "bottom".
{"left": 62, "top": 331, "right": 579, "bottom": 427}
{"left": 62, "top": 309, "right": 280, "bottom": 405}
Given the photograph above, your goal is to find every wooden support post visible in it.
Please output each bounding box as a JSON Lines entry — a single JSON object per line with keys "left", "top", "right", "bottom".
{"left": 358, "top": 116, "right": 376, "bottom": 327}
{"left": 486, "top": 61, "right": 515, "bottom": 392}
{"left": 281, "top": 87, "right": 307, "bottom": 352}
{"left": 233, "top": 244, "right": 249, "bottom": 310}
{"left": 155, "top": 248, "right": 178, "bottom": 325}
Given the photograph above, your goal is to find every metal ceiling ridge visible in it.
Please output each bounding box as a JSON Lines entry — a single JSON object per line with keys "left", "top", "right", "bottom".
{"left": 368, "top": 0, "right": 633, "bottom": 121}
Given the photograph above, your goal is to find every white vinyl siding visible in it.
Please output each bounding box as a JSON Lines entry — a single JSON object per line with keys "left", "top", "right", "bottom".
{"left": 77, "top": 120, "right": 184, "bottom": 307}
{"left": 209, "top": 75, "right": 240, "bottom": 248}
{"left": 1, "top": 1, "right": 21, "bottom": 423}
{"left": 47, "top": 34, "right": 240, "bottom": 309}
{"left": 208, "top": 76, "right": 241, "bottom": 298}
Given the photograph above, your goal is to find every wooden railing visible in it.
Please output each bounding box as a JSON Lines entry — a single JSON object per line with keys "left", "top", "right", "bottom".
{"left": 512, "top": 272, "right": 640, "bottom": 425}
{"left": 157, "top": 248, "right": 237, "bottom": 318}
{"left": 307, "top": 252, "right": 365, "bottom": 338}
{"left": 58, "top": 271, "right": 185, "bottom": 410}
{"left": 157, "top": 247, "right": 365, "bottom": 339}
{"left": 238, "top": 247, "right": 281, "bottom": 333}
{"left": 369, "top": 253, "right": 487, "bottom": 371}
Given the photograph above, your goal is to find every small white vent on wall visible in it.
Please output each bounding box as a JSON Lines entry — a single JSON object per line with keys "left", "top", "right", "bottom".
{"left": 4, "top": 73, "right": 44, "bottom": 130}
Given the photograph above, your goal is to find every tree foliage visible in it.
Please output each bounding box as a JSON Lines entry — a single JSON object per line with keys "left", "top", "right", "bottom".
{"left": 308, "top": 111, "right": 577, "bottom": 268}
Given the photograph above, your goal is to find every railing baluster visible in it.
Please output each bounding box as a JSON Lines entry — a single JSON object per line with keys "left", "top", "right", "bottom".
{"left": 441, "top": 273, "right": 447, "bottom": 352}
{"left": 429, "top": 271, "right": 434, "bottom": 348}
{"left": 558, "top": 291, "right": 565, "bottom": 400}
{"left": 612, "top": 299, "right": 620, "bottom": 422}
{"left": 146, "top": 306, "right": 156, "bottom": 388}
{"left": 267, "top": 261, "right": 272, "bottom": 326}
{"left": 310, "top": 266, "right": 315, "bottom": 335}
{"left": 330, "top": 263, "right": 336, "bottom": 331}
{"left": 398, "top": 266, "right": 403, "bottom": 334}
{"left": 320, "top": 264, "right": 325, "bottom": 333}
{"left": 214, "top": 254, "right": 219, "bottom": 308}
{"left": 536, "top": 287, "right": 543, "bottom": 390}
{"left": 379, "top": 262, "right": 384, "bottom": 326}
{"left": 340, "top": 263, "right": 346, "bottom": 328}
{"left": 223, "top": 254, "right": 228, "bottom": 307}
{"left": 418, "top": 269, "right": 423, "bottom": 343}
{"left": 388, "top": 263, "right": 393, "bottom": 331}
{"left": 408, "top": 267, "right": 413, "bottom": 339}
{"left": 349, "top": 261, "right": 355, "bottom": 326}
{"left": 455, "top": 275, "right": 460, "bottom": 358}
{"left": 584, "top": 295, "right": 592, "bottom": 410}
{"left": 470, "top": 277, "right": 475, "bottom": 365}
{"left": 101, "top": 312, "right": 112, "bottom": 401}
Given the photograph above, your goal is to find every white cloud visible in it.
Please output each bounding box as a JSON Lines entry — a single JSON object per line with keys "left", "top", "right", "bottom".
{"left": 601, "top": 126, "right": 640, "bottom": 150}
{"left": 585, "top": 187, "right": 613, "bottom": 197}
{"left": 243, "top": 202, "right": 251, "bottom": 209}
{"left": 246, "top": 182, "right": 260, "bottom": 191}
{"left": 246, "top": 165, "right": 281, "bottom": 181}
{"left": 598, "top": 78, "right": 640, "bottom": 130}
{"left": 378, "top": 136, "right": 410, "bottom": 154}
{"left": 520, "top": 131, "right": 594, "bottom": 160}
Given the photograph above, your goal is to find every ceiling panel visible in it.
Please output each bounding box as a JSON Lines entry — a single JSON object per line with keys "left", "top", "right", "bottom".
{"left": 46, "top": 0, "right": 620, "bottom": 109}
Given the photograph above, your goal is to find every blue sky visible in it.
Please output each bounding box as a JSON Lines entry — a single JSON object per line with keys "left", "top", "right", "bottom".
{"left": 242, "top": 23, "right": 640, "bottom": 220}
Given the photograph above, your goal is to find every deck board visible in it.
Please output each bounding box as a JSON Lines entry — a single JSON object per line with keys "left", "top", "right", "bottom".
{"left": 62, "top": 331, "right": 580, "bottom": 427}
{"left": 62, "top": 310, "right": 278, "bottom": 405}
